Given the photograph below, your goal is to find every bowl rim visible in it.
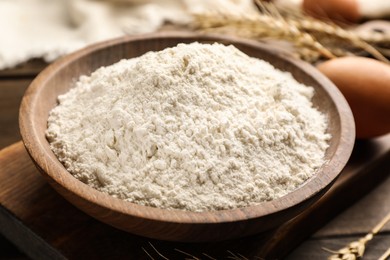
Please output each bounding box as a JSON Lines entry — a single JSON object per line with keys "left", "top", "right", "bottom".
{"left": 19, "top": 31, "right": 355, "bottom": 225}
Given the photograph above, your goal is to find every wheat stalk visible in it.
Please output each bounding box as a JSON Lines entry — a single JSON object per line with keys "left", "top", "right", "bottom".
{"left": 191, "top": 0, "right": 389, "bottom": 63}
{"left": 193, "top": 11, "right": 336, "bottom": 62}
{"left": 284, "top": 14, "right": 389, "bottom": 63}
{"left": 262, "top": 0, "right": 390, "bottom": 63}
{"left": 358, "top": 31, "right": 390, "bottom": 45}
{"left": 325, "top": 212, "right": 390, "bottom": 260}
{"left": 378, "top": 247, "right": 390, "bottom": 260}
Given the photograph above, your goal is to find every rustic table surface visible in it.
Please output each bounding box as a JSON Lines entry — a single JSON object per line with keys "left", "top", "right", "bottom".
{"left": 0, "top": 59, "right": 389, "bottom": 260}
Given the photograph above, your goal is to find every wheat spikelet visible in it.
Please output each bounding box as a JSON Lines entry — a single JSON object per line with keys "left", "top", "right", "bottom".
{"left": 286, "top": 15, "right": 389, "bottom": 63}
{"left": 192, "top": 0, "right": 389, "bottom": 63}
{"left": 258, "top": 0, "right": 389, "bottom": 63}
{"left": 193, "top": 12, "right": 335, "bottom": 61}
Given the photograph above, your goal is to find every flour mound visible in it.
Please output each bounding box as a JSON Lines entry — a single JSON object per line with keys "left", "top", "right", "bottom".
{"left": 46, "top": 42, "right": 330, "bottom": 212}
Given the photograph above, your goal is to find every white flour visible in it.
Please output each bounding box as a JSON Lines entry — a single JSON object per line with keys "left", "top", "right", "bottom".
{"left": 46, "top": 42, "right": 330, "bottom": 212}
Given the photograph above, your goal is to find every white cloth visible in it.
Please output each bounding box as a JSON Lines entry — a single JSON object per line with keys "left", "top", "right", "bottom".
{"left": 0, "top": 0, "right": 255, "bottom": 69}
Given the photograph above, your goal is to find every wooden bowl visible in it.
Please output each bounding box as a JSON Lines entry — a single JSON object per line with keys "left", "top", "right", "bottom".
{"left": 19, "top": 32, "right": 355, "bottom": 242}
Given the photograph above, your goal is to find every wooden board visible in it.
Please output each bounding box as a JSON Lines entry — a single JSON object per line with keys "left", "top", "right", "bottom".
{"left": 288, "top": 174, "right": 390, "bottom": 259}
{"left": 0, "top": 59, "right": 47, "bottom": 78}
{"left": 288, "top": 234, "right": 390, "bottom": 260}
{"left": 0, "top": 79, "right": 32, "bottom": 148}
{"left": 0, "top": 135, "right": 389, "bottom": 259}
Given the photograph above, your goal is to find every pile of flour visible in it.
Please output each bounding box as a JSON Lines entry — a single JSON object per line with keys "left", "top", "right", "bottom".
{"left": 46, "top": 42, "right": 330, "bottom": 212}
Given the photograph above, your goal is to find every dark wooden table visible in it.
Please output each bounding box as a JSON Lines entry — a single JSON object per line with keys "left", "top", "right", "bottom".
{"left": 1, "top": 60, "right": 389, "bottom": 260}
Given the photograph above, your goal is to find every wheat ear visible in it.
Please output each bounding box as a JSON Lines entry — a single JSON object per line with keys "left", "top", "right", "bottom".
{"left": 289, "top": 18, "right": 389, "bottom": 63}
{"left": 193, "top": 12, "right": 335, "bottom": 60}
{"left": 326, "top": 212, "right": 390, "bottom": 260}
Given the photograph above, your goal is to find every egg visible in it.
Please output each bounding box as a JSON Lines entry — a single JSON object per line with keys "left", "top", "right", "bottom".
{"left": 317, "top": 57, "right": 390, "bottom": 139}
{"left": 303, "top": 0, "right": 360, "bottom": 23}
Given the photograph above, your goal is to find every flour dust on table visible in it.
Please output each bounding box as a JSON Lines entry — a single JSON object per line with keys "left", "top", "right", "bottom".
{"left": 46, "top": 42, "right": 330, "bottom": 212}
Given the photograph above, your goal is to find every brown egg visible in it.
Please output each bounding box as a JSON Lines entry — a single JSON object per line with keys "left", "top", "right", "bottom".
{"left": 303, "top": 0, "right": 360, "bottom": 24}
{"left": 317, "top": 57, "right": 390, "bottom": 139}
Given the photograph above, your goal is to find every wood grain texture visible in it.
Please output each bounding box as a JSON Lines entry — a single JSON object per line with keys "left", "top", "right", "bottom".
{"left": 18, "top": 32, "right": 355, "bottom": 242}
{"left": 287, "top": 234, "right": 390, "bottom": 260}
{"left": 0, "top": 59, "right": 47, "bottom": 78}
{"left": 314, "top": 157, "right": 390, "bottom": 237}
{"left": 0, "top": 69, "right": 35, "bottom": 260}
{"left": 0, "top": 136, "right": 389, "bottom": 259}
{"left": 0, "top": 79, "right": 32, "bottom": 149}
